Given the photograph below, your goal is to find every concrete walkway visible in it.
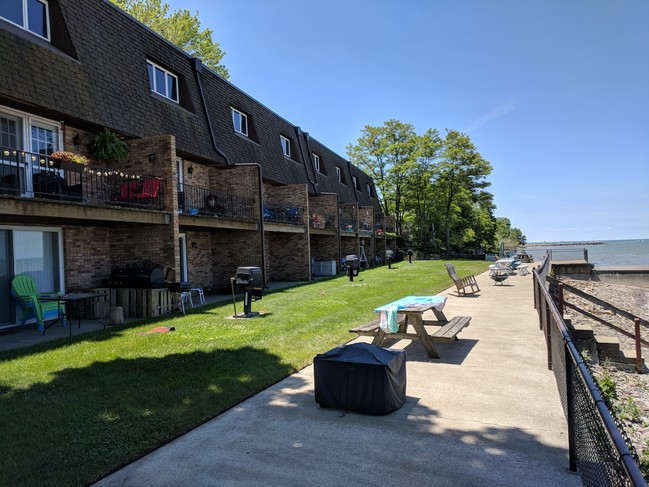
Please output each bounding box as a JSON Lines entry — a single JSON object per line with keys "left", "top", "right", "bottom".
{"left": 94, "top": 270, "right": 580, "bottom": 487}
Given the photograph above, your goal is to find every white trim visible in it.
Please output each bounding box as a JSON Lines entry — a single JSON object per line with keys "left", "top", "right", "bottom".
{"left": 231, "top": 107, "right": 248, "bottom": 136}
{"left": 1, "top": 0, "right": 50, "bottom": 41}
{"left": 147, "top": 60, "right": 179, "bottom": 103}
{"left": 336, "top": 166, "right": 342, "bottom": 182}
{"left": 280, "top": 135, "right": 291, "bottom": 157}
{"left": 312, "top": 153, "right": 320, "bottom": 172}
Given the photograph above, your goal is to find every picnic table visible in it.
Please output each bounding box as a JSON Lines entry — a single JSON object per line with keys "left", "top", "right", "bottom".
{"left": 350, "top": 295, "right": 471, "bottom": 359}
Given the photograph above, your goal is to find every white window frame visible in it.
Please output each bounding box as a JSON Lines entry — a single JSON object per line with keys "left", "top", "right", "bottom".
{"left": 0, "top": 0, "right": 50, "bottom": 41}
{"left": 231, "top": 108, "right": 248, "bottom": 136}
{"left": 147, "top": 60, "right": 179, "bottom": 103}
{"left": 336, "top": 166, "right": 342, "bottom": 182}
{"left": 366, "top": 183, "right": 372, "bottom": 196}
{"left": 280, "top": 135, "right": 291, "bottom": 157}
{"left": 1, "top": 105, "right": 61, "bottom": 196}
{"left": 353, "top": 176, "right": 359, "bottom": 190}
{"left": 312, "top": 153, "right": 320, "bottom": 172}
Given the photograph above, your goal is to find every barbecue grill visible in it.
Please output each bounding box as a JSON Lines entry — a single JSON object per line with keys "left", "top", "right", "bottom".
{"left": 109, "top": 266, "right": 165, "bottom": 288}
{"left": 230, "top": 266, "right": 263, "bottom": 318}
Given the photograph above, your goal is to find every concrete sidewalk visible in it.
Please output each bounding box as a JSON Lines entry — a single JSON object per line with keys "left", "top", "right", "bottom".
{"left": 95, "top": 270, "right": 579, "bottom": 487}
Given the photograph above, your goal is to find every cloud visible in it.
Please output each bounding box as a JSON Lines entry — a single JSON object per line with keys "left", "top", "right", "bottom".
{"left": 464, "top": 96, "right": 517, "bottom": 133}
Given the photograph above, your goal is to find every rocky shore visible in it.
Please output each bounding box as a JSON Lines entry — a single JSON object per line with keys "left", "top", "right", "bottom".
{"left": 560, "top": 278, "right": 649, "bottom": 467}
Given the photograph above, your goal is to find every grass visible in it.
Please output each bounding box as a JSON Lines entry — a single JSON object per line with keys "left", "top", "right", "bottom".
{"left": 0, "top": 259, "right": 488, "bottom": 486}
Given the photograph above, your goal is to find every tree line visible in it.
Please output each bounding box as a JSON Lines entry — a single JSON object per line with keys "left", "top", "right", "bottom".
{"left": 347, "top": 120, "right": 525, "bottom": 254}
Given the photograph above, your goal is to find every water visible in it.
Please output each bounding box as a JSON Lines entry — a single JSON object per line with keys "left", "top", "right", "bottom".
{"left": 524, "top": 239, "right": 649, "bottom": 267}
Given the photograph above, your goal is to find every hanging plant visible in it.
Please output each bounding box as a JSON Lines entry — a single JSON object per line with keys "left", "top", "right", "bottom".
{"left": 87, "top": 128, "right": 129, "bottom": 165}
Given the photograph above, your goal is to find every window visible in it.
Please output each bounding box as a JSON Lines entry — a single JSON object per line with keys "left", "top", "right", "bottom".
{"left": 1, "top": 0, "right": 50, "bottom": 40}
{"left": 147, "top": 60, "right": 179, "bottom": 103}
{"left": 280, "top": 135, "right": 291, "bottom": 157}
{"left": 312, "top": 153, "right": 320, "bottom": 172}
{"left": 353, "top": 176, "right": 359, "bottom": 190}
{"left": 231, "top": 108, "right": 248, "bottom": 136}
{"left": 336, "top": 166, "right": 342, "bottom": 182}
{"left": 366, "top": 183, "right": 373, "bottom": 197}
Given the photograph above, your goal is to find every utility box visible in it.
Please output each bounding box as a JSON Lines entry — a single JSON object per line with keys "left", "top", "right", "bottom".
{"left": 312, "top": 260, "right": 337, "bottom": 276}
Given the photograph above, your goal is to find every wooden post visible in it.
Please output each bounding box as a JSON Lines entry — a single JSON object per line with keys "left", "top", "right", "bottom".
{"left": 635, "top": 318, "right": 643, "bottom": 374}
{"left": 557, "top": 283, "right": 564, "bottom": 317}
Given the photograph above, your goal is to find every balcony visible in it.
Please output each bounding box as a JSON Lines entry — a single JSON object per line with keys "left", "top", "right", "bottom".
{"left": 0, "top": 147, "right": 166, "bottom": 210}
{"left": 179, "top": 183, "right": 256, "bottom": 222}
{"left": 263, "top": 204, "right": 304, "bottom": 225}
{"left": 340, "top": 218, "right": 356, "bottom": 234}
{"left": 309, "top": 209, "right": 336, "bottom": 231}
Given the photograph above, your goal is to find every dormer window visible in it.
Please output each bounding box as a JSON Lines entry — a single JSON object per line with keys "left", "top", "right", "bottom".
{"left": 231, "top": 108, "right": 248, "bottom": 136}
{"left": 313, "top": 153, "right": 320, "bottom": 172}
{"left": 280, "top": 135, "right": 291, "bottom": 158}
{"left": 147, "top": 60, "right": 179, "bottom": 103}
{"left": 1, "top": 0, "right": 50, "bottom": 40}
{"left": 336, "top": 166, "right": 342, "bottom": 182}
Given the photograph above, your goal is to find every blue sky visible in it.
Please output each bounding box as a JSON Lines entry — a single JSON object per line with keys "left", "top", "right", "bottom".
{"left": 170, "top": 0, "right": 648, "bottom": 243}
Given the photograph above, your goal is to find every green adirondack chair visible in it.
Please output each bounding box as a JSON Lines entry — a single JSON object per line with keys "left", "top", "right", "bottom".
{"left": 10, "top": 274, "right": 66, "bottom": 333}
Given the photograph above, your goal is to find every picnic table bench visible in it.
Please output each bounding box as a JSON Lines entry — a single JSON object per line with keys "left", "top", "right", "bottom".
{"left": 349, "top": 296, "right": 472, "bottom": 358}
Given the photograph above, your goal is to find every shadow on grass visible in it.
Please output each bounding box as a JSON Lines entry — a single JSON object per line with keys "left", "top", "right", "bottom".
{"left": 0, "top": 346, "right": 295, "bottom": 487}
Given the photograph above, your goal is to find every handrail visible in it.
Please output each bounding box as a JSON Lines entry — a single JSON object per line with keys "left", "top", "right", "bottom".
{"left": 533, "top": 268, "right": 646, "bottom": 485}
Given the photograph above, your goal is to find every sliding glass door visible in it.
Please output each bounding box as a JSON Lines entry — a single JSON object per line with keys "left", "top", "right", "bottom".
{"left": 0, "top": 227, "right": 63, "bottom": 327}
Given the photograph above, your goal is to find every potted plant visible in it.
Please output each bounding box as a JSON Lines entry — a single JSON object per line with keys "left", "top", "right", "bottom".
{"left": 50, "top": 151, "right": 89, "bottom": 172}
{"left": 87, "top": 128, "right": 129, "bottom": 165}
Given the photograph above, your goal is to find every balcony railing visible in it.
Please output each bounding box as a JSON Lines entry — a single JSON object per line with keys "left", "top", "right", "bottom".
{"left": 179, "top": 183, "right": 256, "bottom": 222}
{"left": 263, "top": 204, "right": 304, "bottom": 225}
{"left": 0, "top": 147, "right": 166, "bottom": 210}
{"left": 309, "top": 210, "right": 336, "bottom": 230}
{"left": 340, "top": 218, "right": 356, "bottom": 233}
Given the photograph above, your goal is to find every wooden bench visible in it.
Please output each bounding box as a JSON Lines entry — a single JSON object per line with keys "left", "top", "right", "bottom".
{"left": 445, "top": 262, "right": 480, "bottom": 296}
{"left": 429, "top": 316, "right": 471, "bottom": 342}
{"left": 349, "top": 315, "right": 471, "bottom": 343}
{"left": 349, "top": 319, "right": 381, "bottom": 336}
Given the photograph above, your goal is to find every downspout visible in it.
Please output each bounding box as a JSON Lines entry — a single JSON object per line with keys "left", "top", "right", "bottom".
{"left": 294, "top": 126, "right": 318, "bottom": 193}
{"left": 192, "top": 57, "right": 267, "bottom": 284}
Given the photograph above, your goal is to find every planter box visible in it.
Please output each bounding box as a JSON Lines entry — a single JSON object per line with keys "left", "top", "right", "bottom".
{"left": 52, "top": 159, "right": 86, "bottom": 173}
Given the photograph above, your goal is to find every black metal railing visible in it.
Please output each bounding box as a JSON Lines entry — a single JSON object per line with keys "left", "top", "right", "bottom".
{"left": 263, "top": 204, "right": 304, "bottom": 225}
{"left": 340, "top": 218, "right": 356, "bottom": 233}
{"left": 308, "top": 209, "right": 336, "bottom": 230}
{"left": 533, "top": 266, "right": 646, "bottom": 486}
{"left": 0, "top": 147, "right": 166, "bottom": 210}
{"left": 179, "top": 183, "right": 256, "bottom": 222}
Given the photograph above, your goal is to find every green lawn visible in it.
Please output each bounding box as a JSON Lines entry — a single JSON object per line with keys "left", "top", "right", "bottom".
{"left": 0, "top": 260, "right": 488, "bottom": 487}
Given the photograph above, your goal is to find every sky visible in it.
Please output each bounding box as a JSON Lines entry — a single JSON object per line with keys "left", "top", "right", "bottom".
{"left": 169, "top": 0, "right": 648, "bottom": 243}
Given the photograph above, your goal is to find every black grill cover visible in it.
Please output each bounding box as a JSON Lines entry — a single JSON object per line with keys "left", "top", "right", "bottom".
{"left": 314, "top": 343, "right": 406, "bottom": 415}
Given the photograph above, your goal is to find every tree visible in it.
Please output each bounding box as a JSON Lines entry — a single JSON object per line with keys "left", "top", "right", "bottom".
{"left": 435, "top": 130, "right": 492, "bottom": 252}
{"left": 110, "top": 0, "right": 229, "bottom": 79}
{"left": 346, "top": 120, "right": 418, "bottom": 236}
{"left": 494, "top": 217, "right": 527, "bottom": 249}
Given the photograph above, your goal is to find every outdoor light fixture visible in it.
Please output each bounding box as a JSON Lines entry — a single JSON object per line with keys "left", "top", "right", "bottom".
{"left": 187, "top": 165, "right": 194, "bottom": 177}
{"left": 148, "top": 153, "right": 156, "bottom": 161}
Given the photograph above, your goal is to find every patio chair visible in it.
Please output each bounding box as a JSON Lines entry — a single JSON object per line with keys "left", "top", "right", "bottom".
{"left": 445, "top": 262, "right": 480, "bottom": 296}
{"left": 10, "top": 274, "right": 66, "bottom": 333}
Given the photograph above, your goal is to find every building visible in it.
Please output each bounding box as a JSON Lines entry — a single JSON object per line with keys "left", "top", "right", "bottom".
{"left": 0, "top": 0, "right": 395, "bottom": 325}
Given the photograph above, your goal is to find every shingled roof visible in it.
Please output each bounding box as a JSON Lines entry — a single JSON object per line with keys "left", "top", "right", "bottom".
{"left": 0, "top": 0, "right": 380, "bottom": 209}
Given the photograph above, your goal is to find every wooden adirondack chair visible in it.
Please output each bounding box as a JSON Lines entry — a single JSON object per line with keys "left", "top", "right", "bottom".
{"left": 10, "top": 274, "right": 65, "bottom": 333}
{"left": 445, "top": 262, "right": 480, "bottom": 296}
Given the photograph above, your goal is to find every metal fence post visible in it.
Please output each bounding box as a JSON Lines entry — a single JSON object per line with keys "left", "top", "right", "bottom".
{"left": 565, "top": 348, "right": 578, "bottom": 472}
{"left": 557, "top": 283, "right": 564, "bottom": 317}
{"left": 545, "top": 300, "right": 553, "bottom": 370}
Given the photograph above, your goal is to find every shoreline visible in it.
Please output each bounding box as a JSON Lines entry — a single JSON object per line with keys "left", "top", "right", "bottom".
{"left": 526, "top": 241, "right": 607, "bottom": 247}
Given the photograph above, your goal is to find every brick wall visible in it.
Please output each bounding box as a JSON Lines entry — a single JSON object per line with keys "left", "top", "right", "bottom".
{"left": 63, "top": 226, "right": 111, "bottom": 289}
{"left": 210, "top": 228, "right": 263, "bottom": 292}
{"left": 341, "top": 236, "right": 359, "bottom": 260}
{"left": 309, "top": 236, "right": 339, "bottom": 268}
{"left": 185, "top": 230, "right": 212, "bottom": 288}
{"left": 110, "top": 224, "right": 176, "bottom": 273}
{"left": 210, "top": 165, "right": 260, "bottom": 219}
{"left": 265, "top": 232, "right": 310, "bottom": 281}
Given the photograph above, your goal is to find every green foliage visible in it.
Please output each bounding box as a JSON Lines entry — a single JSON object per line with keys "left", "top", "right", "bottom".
{"left": 110, "top": 0, "right": 228, "bottom": 79}
{"left": 598, "top": 360, "right": 618, "bottom": 401}
{"left": 616, "top": 397, "right": 641, "bottom": 423}
{"left": 87, "top": 128, "right": 129, "bottom": 165}
{"left": 0, "top": 260, "right": 490, "bottom": 486}
{"left": 495, "top": 217, "right": 526, "bottom": 250}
